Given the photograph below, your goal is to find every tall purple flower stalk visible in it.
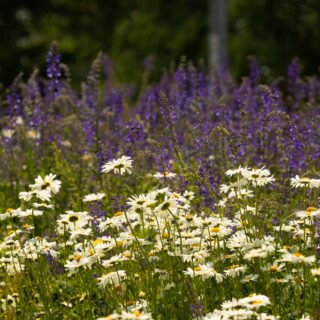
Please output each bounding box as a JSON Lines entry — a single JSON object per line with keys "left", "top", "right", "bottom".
{"left": 46, "top": 42, "right": 62, "bottom": 98}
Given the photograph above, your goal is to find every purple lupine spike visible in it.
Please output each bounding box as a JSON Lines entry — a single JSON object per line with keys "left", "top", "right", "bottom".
{"left": 46, "top": 42, "right": 62, "bottom": 97}
{"left": 6, "top": 74, "right": 23, "bottom": 118}
{"left": 111, "top": 89, "right": 123, "bottom": 122}
{"left": 25, "top": 71, "right": 44, "bottom": 130}
{"left": 97, "top": 145, "right": 111, "bottom": 173}
{"left": 126, "top": 121, "right": 146, "bottom": 144}
{"left": 189, "top": 303, "right": 197, "bottom": 319}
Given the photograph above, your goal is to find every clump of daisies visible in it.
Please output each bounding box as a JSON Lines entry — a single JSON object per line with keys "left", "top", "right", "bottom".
{"left": 0, "top": 174, "right": 60, "bottom": 282}
{"left": 225, "top": 166, "right": 275, "bottom": 187}
{"left": 98, "top": 300, "right": 153, "bottom": 320}
{"left": 19, "top": 173, "right": 61, "bottom": 203}
{"left": 217, "top": 165, "right": 275, "bottom": 207}
{"left": 1, "top": 165, "right": 320, "bottom": 319}
{"left": 201, "top": 293, "right": 275, "bottom": 320}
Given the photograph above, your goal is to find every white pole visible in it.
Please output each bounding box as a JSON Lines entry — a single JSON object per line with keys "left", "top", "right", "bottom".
{"left": 209, "top": 0, "right": 227, "bottom": 71}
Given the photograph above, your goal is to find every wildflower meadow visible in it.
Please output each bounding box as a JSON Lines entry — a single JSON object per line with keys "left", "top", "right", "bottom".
{"left": 1, "top": 45, "right": 320, "bottom": 319}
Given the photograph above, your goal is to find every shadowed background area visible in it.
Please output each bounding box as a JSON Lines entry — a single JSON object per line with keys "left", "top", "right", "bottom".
{"left": 1, "top": 0, "right": 320, "bottom": 86}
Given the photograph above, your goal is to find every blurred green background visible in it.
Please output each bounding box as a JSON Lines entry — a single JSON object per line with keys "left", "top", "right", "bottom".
{"left": 1, "top": 0, "right": 320, "bottom": 86}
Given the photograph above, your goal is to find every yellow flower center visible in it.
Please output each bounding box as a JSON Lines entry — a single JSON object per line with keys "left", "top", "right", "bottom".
{"left": 6, "top": 208, "right": 14, "bottom": 213}
{"left": 23, "top": 224, "right": 31, "bottom": 230}
{"left": 185, "top": 214, "right": 194, "bottom": 220}
{"left": 276, "top": 279, "right": 286, "bottom": 283}
{"left": 163, "top": 232, "right": 169, "bottom": 239}
{"left": 116, "top": 240, "right": 124, "bottom": 247}
{"left": 293, "top": 252, "right": 304, "bottom": 258}
{"left": 127, "top": 300, "right": 136, "bottom": 306}
{"left": 93, "top": 239, "right": 104, "bottom": 246}
{"left": 211, "top": 227, "right": 221, "bottom": 233}
{"left": 306, "top": 207, "right": 316, "bottom": 212}
{"left": 74, "top": 254, "right": 82, "bottom": 261}
{"left": 269, "top": 265, "right": 279, "bottom": 272}
{"left": 194, "top": 266, "right": 201, "bottom": 271}
{"left": 251, "top": 300, "right": 263, "bottom": 305}
{"left": 115, "top": 211, "right": 124, "bottom": 217}
{"left": 6, "top": 230, "right": 15, "bottom": 236}
{"left": 113, "top": 284, "right": 122, "bottom": 291}
{"left": 131, "top": 310, "right": 141, "bottom": 317}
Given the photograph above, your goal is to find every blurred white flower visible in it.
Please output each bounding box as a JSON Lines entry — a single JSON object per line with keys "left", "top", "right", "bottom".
{"left": 281, "top": 252, "right": 315, "bottom": 264}
{"left": 1, "top": 129, "right": 15, "bottom": 139}
{"left": 291, "top": 175, "right": 320, "bottom": 188}
{"left": 97, "top": 270, "right": 127, "bottom": 288}
{"left": 153, "top": 171, "right": 176, "bottom": 179}
{"left": 83, "top": 192, "right": 105, "bottom": 202}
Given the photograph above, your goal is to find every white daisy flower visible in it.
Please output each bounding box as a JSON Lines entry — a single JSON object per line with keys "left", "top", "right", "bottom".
{"left": 295, "top": 207, "right": 320, "bottom": 219}
{"left": 242, "top": 167, "right": 275, "bottom": 186}
{"left": 263, "top": 261, "right": 286, "bottom": 273}
{"left": 101, "top": 156, "right": 133, "bottom": 175}
{"left": 291, "top": 175, "right": 320, "bottom": 188}
{"left": 228, "top": 188, "right": 254, "bottom": 199}
{"left": 216, "top": 198, "right": 228, "bottom": 208}
{"left": 2, "top": 128, "right": 15, "bottom": 139}
{"left": 32, "top": 202, "right": 54, "bottom": 209}
{"left": 119, "top": 310, "right": 153, "bottom": 319}
{"left": 153, "top": 171, "right": 177, "bottom": 179}
{"left": 30, "top": 173, "right": 61, "bottom": 194}
{"left": 184, "top": 263, "right": 224, "bottom": 282}
{"left": 97, "top": 270, "right": 127, "bottom": 288}
{"left": 98, "top": 310, "right": 153, "bottom": 320}
{"left": 311, "top": 268, "right": 320, "bottom": 277}
{"left": 19, "top": 189, "right": 52, "bottom": 202}
{"left": 225, "top": 166, "right": 249, "bottom": 176}
{"left": 281, "top": 252, "right": 316, "bottom": 264}
{"left": 240, "top": 274, "right": 259, "bottom": 283}
{"left": 224, "top": 264, "right": 247, "bottom": 278}
{"left": 83, "top": 192, "right": 106, "bottom": 202}
{"left": 26, "top": 129, "right": 40, "bottom": 140}
{"left": 238, "top": 293, "right": 270, "bottom": 309}
{"left": 244, "top": 244, "right": 275, "bottom": 260}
